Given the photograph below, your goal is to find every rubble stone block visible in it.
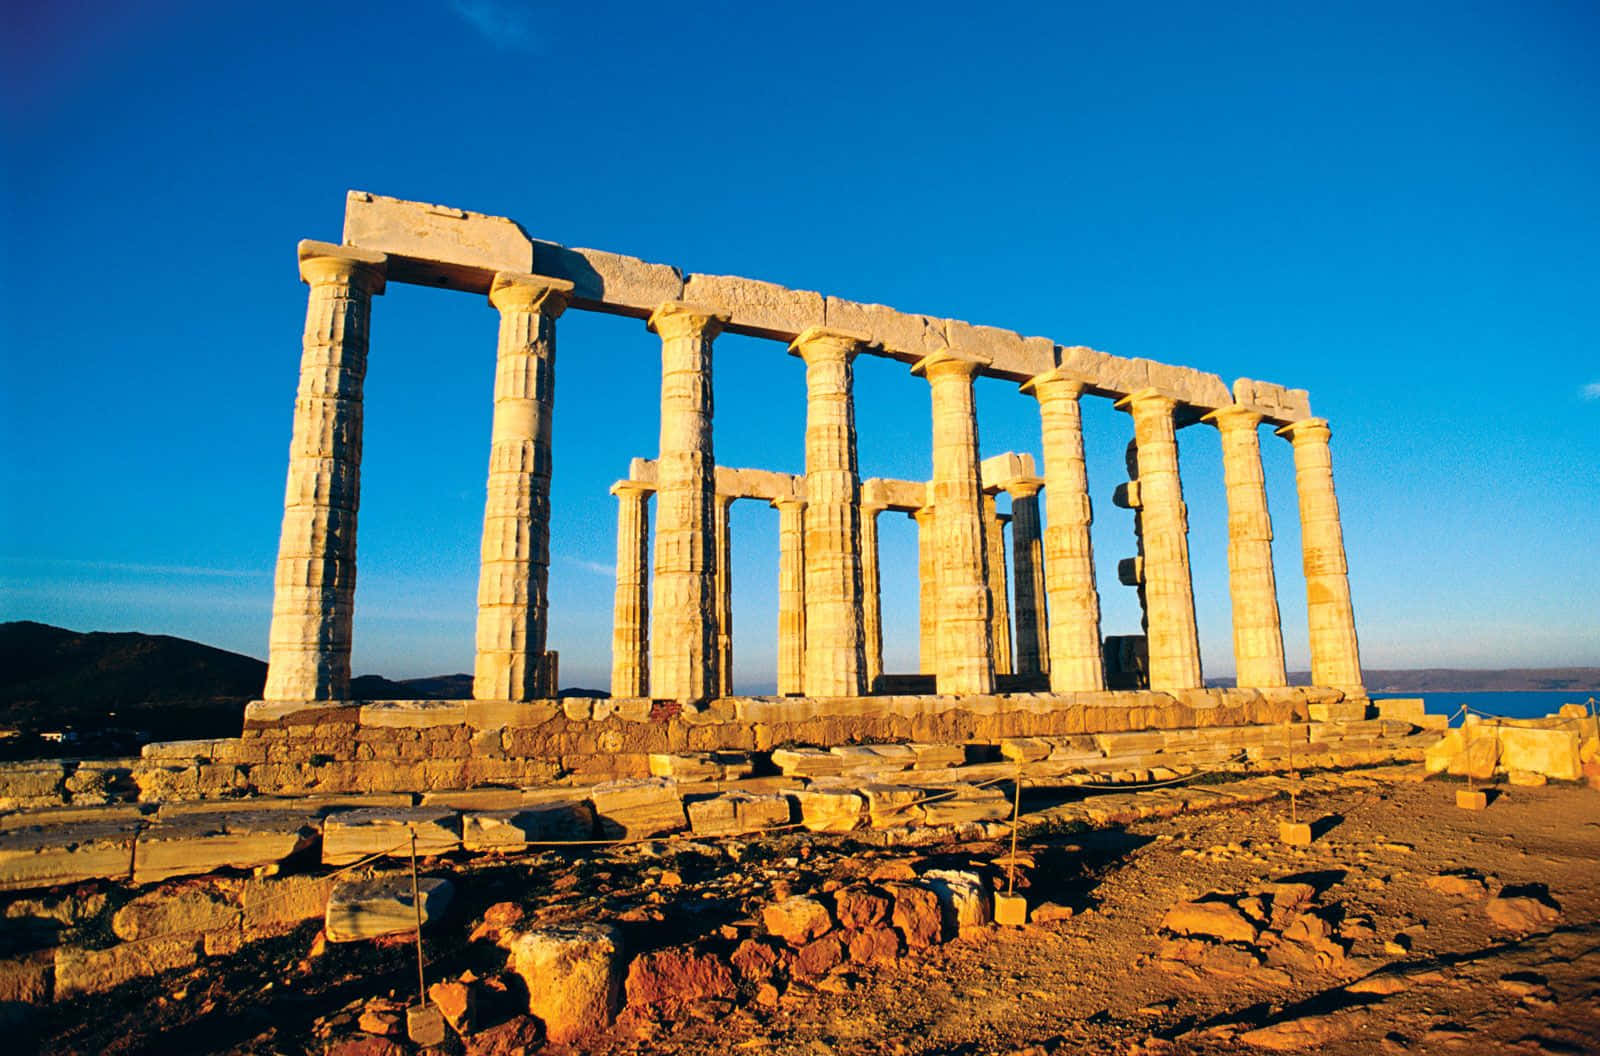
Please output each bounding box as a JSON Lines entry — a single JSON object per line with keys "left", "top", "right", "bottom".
{"left": 502, "top": 925, "right": 623, "bottom": 1044}
{"left": 322, "top": 807, "right": 461, "bottom": 866}
{"left": 762, "top": 896, "right": 833, "bottom": 946}
{"left": 920, "top": 870, "right": 993, "bottom": 935}
{"left": 325, "top": 875, "right": 454, "bottom": 942}
{"left": 885, "top": 882, "right": 943, "bottom": 948}
{"left": 54, "top": 936, "right": 200, "bottom": 997}
{"left": 113, "top": 885, "right": 241, "bottom": 942}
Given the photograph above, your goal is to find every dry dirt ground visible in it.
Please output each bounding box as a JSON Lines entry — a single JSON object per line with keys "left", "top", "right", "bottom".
{"left": 32, "top": 773, "right": 1600, "bottom": 1056}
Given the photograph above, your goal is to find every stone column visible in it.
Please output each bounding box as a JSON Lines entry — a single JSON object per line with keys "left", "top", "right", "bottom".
{"left": 1007, "top": 477, "right": 1048, "bottom": 677}
{"left": 1019, "top": 369, "right": 1105, "bottom": 692}
{"left": 774, "top": 497, "right": 807, "bottom": 695}
{"left": 913, "top": 351, "right": 994, "bottom": 695}
{"left": 609, "top": 481, "right": 651, "bottom": 698}
{"left": 1115, "top": 389, "right": 1203, "bottom": 691}
{"left": 647, "top": 302, "right": 728, "bottom": 702}
{"left": 792, "top": 327, "right": 868, "bottom": 697}
{"left": 473, "top": 273, "right": 574, "bottom": 701}
{"left": 712, "top": 494, "right": 735, "bottom": 698}
{"left": 913, "top": 505, "right": 939, "bottom": 674}
{"left": 264, "top": 241, "right": 386, "bottom": 702}
{"left": 1203, "top": 406, "right": 1288, "bottom": 688}
{"left": 1278, "top": 417, "right": 1363, "bottom": 693}
{"left": 859, "top": 485, "right": 889, "bottom": 691}
{"left": 983, "top": 497, "right": 1014, "bottom": 676}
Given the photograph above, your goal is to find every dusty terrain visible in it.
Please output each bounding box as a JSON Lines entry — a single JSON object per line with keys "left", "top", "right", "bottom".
{"left": 29, "top": 772, "right": 1600, "bottom": 1055}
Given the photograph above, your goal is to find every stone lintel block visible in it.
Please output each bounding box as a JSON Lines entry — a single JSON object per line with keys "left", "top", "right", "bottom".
{"left": 647, "top": 752, "right": 754, "bottom": 782}
{"left": 326, "top": 875, "right": 454, "bottom": 942}
{"left": 921, "top": 787, "right": 1011, "bottom": 827}
{"left": 0, "top": 820, "right": 137, "bottom": 892}
{"left": 359, "top": 700, "right": 471, "bottom": 728}
{"left": 944, "top": 319, "right": 1048, "bottom": 381}
{"left": 342, "top": 190, "right": 533, "bottom": 292}
{"left": 0, "top": 803, "right": 143, "bottom": 832}
{"left": 978, "top": 451, "right": 1037, "bottom": 492}
{"left": 824, "top": 297, "right": 946, "bottom": 363}
{"left": 1230, "top": 378, "right": 1313, "bottom": 425}
{"left": 534, "top": 243, "right": 685, "bottom": 317}
{"left": 682, "top": 273, "right": 825, "bottom": 341}
{"left": 321, "top": 807, "right": 461, "bottom": 866}
{"left": 133, "top": 810, "right": 320, "bottom": 884}
{"left": 862, "top": 783, "right": 927, "bottom": 828}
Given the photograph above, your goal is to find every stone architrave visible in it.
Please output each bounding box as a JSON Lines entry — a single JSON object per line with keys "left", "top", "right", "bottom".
{"left": 792, "top": 327, "right": 869, "bottom": 697}
{"left": 1115, "top": 389, "right": 1203, "bottom": 691}
{"left": 264, "top": 241, "right": 387, "bottom": 701}
{"left": 859, "top": 484, "right": 889, "bottom": 690}
{"left": 1203, "top": 406, "right": 1288, "bottom": 688}
{"left": 712, "top": 494, "right": 735, "bottom": 697}
{"left": 1006, "top": 477, "right": 1048, "bottom": 677}
{"left": 1278, "top": 418, "right": 1363, "bottom": 693}
{"left": 773, "top": 497, "right": 807, "bottom": 695}
{"left": 1019, "top": 368, "right": 1105, "bottom": 692}
{"left": 609, "top": 482, "right": 651, "bottom": 698}
{"left": 983, "top": 497, "right": 1014, "bottom": 675}
{"left": 912, "top": 351, "right": 994, "bottom": 695}
{"left": 912, "top": 505, "right": 939, "bottom": 675}
{"left": 647, "top": 302, "right": 728, "bottom": 702}
{"left": 473, "top": 272, "right": 574, "bottom": 701}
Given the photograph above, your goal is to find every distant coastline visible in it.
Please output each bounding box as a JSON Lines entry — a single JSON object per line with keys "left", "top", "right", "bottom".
{"left": 1208, "top": 667, "right": 1600, "bottom": 693}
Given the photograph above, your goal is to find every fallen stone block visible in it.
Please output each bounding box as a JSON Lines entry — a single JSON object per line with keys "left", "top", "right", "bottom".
{"left": 54, "top": 936, "right": 200, "bottom": 997}
{"left": 589, "top": 778, "right": 686, "bottom": 840}
{"left": 770, "top": 748, "right": 844, "bottom": 778}
{"left": 884, "top": 882, "right": 942, "bottom": 947}
{"left": 831, "top": 744, "right": 916, "bottom": 776}
{"left": 462, "top": 800, "right": 596, "bottom": 851}
{"left": 907, "top": 742, "right": 966, "bottom": 769}
{"left": 322, "top": 807, "right": 460, "bottom": 866}
{"left": 762, "top": 895, "right": 833, "bottom": 945}
{"left": 789, "top": 788, "right": 863, "bottom": 832}
{"left": 0, "top": 819, "right": 137, "bottom": 891}
{"left": 1494, "top": 724, "right": 1581, "bottom": 782}
{"left": 684, "top": 791, "right": 790, "bottom": 837}
{"left": 325, "top": 875, "right": 454, "bottom": 942}
{"left": 920, "top": 870, "right": 993, "bottom": 935}
{"left": 113, "top": 884, "right": 241, "bottom": 942}
{"left": 863, "top": 784, "right": 927, "bottom": 828}
{"left": 133, "top": 809, "right": 319, "bottom": 883}
{"left": 999, "top": 737, "right": 1052, "bottom": 763}
{"left": 501, "top": 924, "right": 623, "bottom": 1044}
{"left": 921, "top": 786, "right": 1011, "bottom": 827}
{"left": 1161, "top": 899, "right": 1259, "bottom": 944}
{"left": 647, "top": 752, "right": 753, "bottom": 782}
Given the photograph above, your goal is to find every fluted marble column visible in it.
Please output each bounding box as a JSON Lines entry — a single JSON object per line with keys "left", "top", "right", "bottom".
{"left": 610, "top": 481, "right": 651, "bottom": 698}
{"left": 474, "top": 272, "right": 574, "bottom": 701}
{"left": 793, "top": 327, "right": 867, "bottom": 696}
{"left": 712, "top": 494, "right": 735, "bottom": 697}
{"left": 1020, "top": 368, "right": 1104, "bottom": 692}
{"left": 647, "top": 302, "right": 727, "bottom": 701}
{"left": 859, "top": 484, "right": 889, "bottom": 691}
{"left": 983, "top": 497, "right": 1014, "bottom": 675}
{"left": 1204, "top": 406, "right": 1288, "bottom": 688}
{"left": 774, "top": 496, "right": 807, "bottom": 695}
{"left": 1278, "top": 417, "right": 1363, "bottom": 693}
{"left": 913, "top": 351, "right": 994, "bottom": 694}
{"left": 913, "top": 505, "right": 939, "bottom": 674}
{"left": 1007, "top": 477, "right": 1048, "bottom": 677}
{"left": 264, "top": 240, "right": 386, "bottom": 701}
{"left": 1115, "top": 389, "right": 1203, "bottom": 691}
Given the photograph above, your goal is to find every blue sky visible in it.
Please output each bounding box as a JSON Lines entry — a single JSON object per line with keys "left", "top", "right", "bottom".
{"left": 2, "top": 1, "right": 1596, "bottom": 691}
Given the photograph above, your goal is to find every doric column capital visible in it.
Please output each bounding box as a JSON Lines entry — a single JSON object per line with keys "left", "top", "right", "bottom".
{"left": 771, "top": 496, "right": 806, "bottom": 514}
{"left": 647, "top": 301, "right": 730, "bottom": 340}
{"left": 610, "top": 480, "right": 654, "bottom": 499}
{"left": 911, "top": 348, "right": 990, "bottom": 381}
{"left": 1004, "top": 475, "right": 1045, "bottom": 500}
{"left": 789, "top": 325, "right": 871, "bottom": 363}
{"left": 1020, "top": 366, "right": 1092, "bottom": 402}
{"left": 1114, "top": 387, "right": 1180, "bottom": 418}
{"left": 1276, "top": 417, "right": 1332, "bottom": 445}
{"left": 1201, "top": 405, "right": 1265, "bottom": 433}
{"left": 489, "top": 272, "right": 574, "bottom": 317}
{"left": 297, "top": 240, "right": 386, "bottom": 294}
{"left": 910, "top": 503, "right": 936, "bottom": 524}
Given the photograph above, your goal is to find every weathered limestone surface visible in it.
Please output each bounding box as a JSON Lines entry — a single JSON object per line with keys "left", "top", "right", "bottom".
{"left": 913, "top": 504, "right": 939, "bottom": 674}
{"left": 983, "top": 498, "right": 1014, "bottom": 676}
{"left": 325, "top": 875, "right": 453, "bottom": 942}
{"left": 794, "top": 327, "right": 868, "bottom": 697}
{"left": 502, "top": 925, "right": 624, "bottom": 1044}
{"left": 648, "top": 303, "right": 726, "bottom": 702}
{"left": 321, "top": 806, "right": 461, "bottom": 865}
{"left": 1022, "top": 368, "right": 1104, "bottom": 691}
{"left": 915, "top": 351, "right": 994, "bottom": 694}
{"left": 263, "top": 241, "right": 385, "bottom": 701}
{"left": 133, "top": 809, "right": 318, "bottom": 884}
{"left": 0, "top": 819, "right": 136, "bottom": 891}
{"left": 474, "top": 272, "right": 573, "bottom": 701}
{"left": 1280, "top": 418, "right": 1364, "bottom": 694}
{"left": 589, "top": 778, "right": 686, "bottom": 839}
{"left": 775, "top": 497, "right": 807, "bottom": 696}
{"left": 859, "top": 484, "right": 888, "bottom": 689}
{"left": 609, "top": 481, "right": 651, "bottom": 698}
{"left": 1205, "top": 406, "right": 1288, "bottom": 688}
{"left": 1118, "top": 390, "right": 1203, "bottom": 691}
{"left": 462, "top": 802, "right": 595, "bottom": 851}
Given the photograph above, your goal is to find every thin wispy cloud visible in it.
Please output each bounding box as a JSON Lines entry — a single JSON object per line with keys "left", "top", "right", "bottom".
{"left": 448, "top": 0, "right": 542, "bottom": 53}
{"left": 1582, "top": 381, "right": 1600, "bottom": 401}
{"left": 562, "top": 556, "right": 616, "bottom": 577}
{"left": 3, "top": 557, "right": 266, "bottom": 579}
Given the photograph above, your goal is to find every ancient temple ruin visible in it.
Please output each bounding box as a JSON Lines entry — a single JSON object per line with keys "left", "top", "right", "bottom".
{"left": 265, "top": 190, "right": 1363, "bottom": 715}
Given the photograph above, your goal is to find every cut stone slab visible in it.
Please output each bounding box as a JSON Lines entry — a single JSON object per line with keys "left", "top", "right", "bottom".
{"left": 999, "top": 737, "right": 1052, "bottom": 763}
{"left": 589, "top": 778, "right": 686, "bottom": 840}
{"left": 322, "top": 807, "right": 461, "bottom": 866}
{"left": 790, "top": 788, "right": 864, "bottom": 832}
{"left": 133, "top": 809, "right": 319, "bottom": 883}
{"left": 325, "top": 875, "right": 454, "bottom": 942}
{"left": 685, "top": 792, "right": 791, "bottom": 836}
{"left": 462, "top": 801, "right": 596, "bottom": 852}
{"left": 0, "top": 819, "right": 137, "bottom": 892}
{"left": 1494, "top": 725, "right": 1581, "bottom": 781}
{"left": 907, "top": 743, "right": 966, "bottom": 769}
{"left": 770, "top": 748, "right": 844, "bottom": 778}
{"left": 921, "top": 786, "right": 1011, "bottom": 827}
{"left": 830, "top": 744, "right": 916, "bottom": 776}
{"left": 647, "top": 752, "right": 753, "bottom": 782}
{"left": 863, "top": 784, "right": 928, "bottom": 828}
{"left": 994, "top": 891, "right": 1028, "bottom": 927}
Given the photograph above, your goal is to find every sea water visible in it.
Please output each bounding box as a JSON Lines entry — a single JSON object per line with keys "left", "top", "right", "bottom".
{"left": 1371, "top": 690, "right": 1600, "bottom": 723}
